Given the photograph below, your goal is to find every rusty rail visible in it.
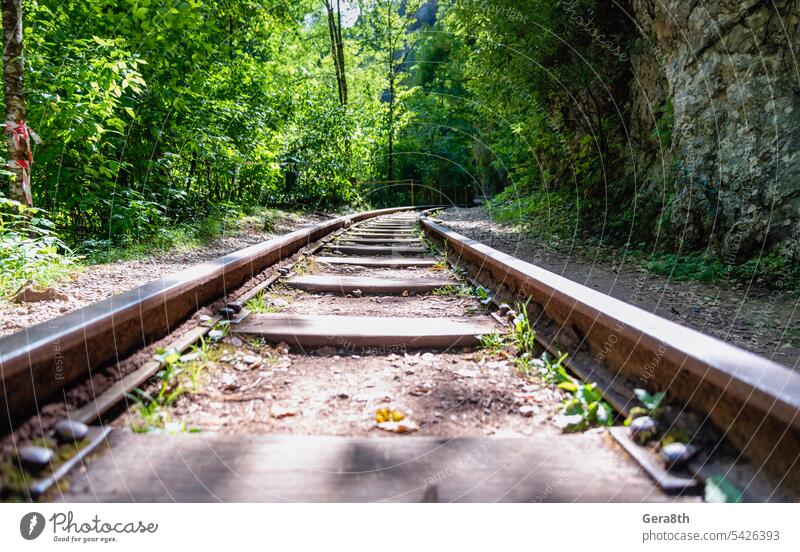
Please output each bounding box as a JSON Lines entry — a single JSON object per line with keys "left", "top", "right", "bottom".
{"left": 420, "top": 214, "right": 800, "bottom": 490}
{"left": 0, "top": 206, "right": 421, "bottom": 433}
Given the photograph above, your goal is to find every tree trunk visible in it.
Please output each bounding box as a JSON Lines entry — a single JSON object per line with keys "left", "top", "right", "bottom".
{"left": 324, "top": 1, "right": 344, "bottom": 105}
{"left": 2, "top": 0, "right": 28, "bottom": 204}
{"left": 386, "top": 5, "right": 395, "bottom": 183}
{"left": 335, "top": 0, "right": 347, "bottom": 104}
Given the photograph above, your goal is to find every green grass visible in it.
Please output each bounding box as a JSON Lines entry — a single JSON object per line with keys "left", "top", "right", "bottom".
{"left": 0, "top": 199, "right": 80, "bottom": 298}
{"left": 127, "top": 338, "right": 214, "bottom": 433}
{"left": 245, "top": 292, "right": 283, "bottom": 314}
{"left": 80, "top": 207, "right": 310, "bottom": 265}
{"left": 478, "top": 333, "right": 506, "bottom": 354}
{"left": 487, "top": 187, "right": 575, "bottom": 242}
{"left": 484, "top": 189, "right": 800, "bottom": 292}
{"left": 430, "top": 284, "right": 473, "bottom": 297}
{"left": 511, "top": 304, "right": 614, "bottom": 432}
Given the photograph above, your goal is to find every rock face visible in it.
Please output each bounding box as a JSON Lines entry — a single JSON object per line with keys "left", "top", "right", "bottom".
{"left": 629, "top": 0, "right": 800, "bottom": 260}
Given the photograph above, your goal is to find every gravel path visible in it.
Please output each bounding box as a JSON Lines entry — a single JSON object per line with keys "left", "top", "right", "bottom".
{"left": 0, "top": 212, "right": 329, "bottom": 338}
{"left": 440, "top": 207, "right": 800, "bottom": 371}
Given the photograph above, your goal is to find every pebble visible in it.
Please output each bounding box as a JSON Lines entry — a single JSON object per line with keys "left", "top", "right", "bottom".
{"left": 54, "top": 420, "right": 90, "bottom": 442}
{"left": 225, "top": 302, "right": 243, "bottom": 313}
{"left": 660, "top": 442, "right": 696, "bottom": 469}
{"left": 518, "top": 405, "right": 537, "bottom": 417}
{"left": 271, "top": 404, "right": 298, "bottom": 418}
{"left": 18, "top": 446, "right": 54, "bottom": 471}
{"left": 272, "top": 298, "right": 289, "bottom": 307}
{"left": 242, "top": 355, "right": 260, "bottom": 365}
{"left": 352, "top": 289, "right": 363, "bottom": 298}
{"left": 219, "top": 373, "right": 237, "bottom": 389}
{"left": 179, "top": 352, "right": 201, "bottom": 363}
{"left": 208, "top": 329, "right": 225, "bottom": 342}
{"left": 629, "top": 416, "right": 658, "bottom": 444}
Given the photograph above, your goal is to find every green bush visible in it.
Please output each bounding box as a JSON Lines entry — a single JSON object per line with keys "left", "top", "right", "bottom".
{"left": 0, "top": 198, "right": 75, "bottom": 297}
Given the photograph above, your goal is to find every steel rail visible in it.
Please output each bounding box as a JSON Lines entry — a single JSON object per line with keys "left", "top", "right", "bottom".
{"left": 0, "top": 206, "right": 421, "bottom": 433}
{"left": 420, "top": 214, "right": 800, "bottom": 489}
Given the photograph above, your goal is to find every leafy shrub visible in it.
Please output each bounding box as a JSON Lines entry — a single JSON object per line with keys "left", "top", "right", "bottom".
{"left": 0, "top": 198, "right": 75, "bottom": 296}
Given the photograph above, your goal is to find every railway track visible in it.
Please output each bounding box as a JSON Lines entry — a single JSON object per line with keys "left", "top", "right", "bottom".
{"left": 1, "top": 208, "right": 798, "bottom": 502}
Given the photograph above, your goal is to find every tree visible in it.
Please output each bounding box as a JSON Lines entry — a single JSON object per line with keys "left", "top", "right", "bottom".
{"left": 2, "top": 0, "right": 33, "bottom": 205}
{"left": 323, "top": 0, "right": 348, "bottom": 106}
{"left": 359, "top": 0, "right": 422, "bottom": 183}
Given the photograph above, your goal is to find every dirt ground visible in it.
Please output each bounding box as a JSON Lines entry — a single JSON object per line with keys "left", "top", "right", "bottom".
{"left": 115, "top": 263, "right": 564, "bottom": 439}
{"left": 0, "top": 211, "right": 329, "bottom": 338}
{"left": 116, "top": 340, "right": 565, "bottom": 439}
{"left": 440, "top": 207, "right": 800, "bottom": 371}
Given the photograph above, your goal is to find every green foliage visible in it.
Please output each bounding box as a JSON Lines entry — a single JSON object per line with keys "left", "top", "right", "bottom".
{"left": 478, "top": 333, "right": 506, "bottom": 354}
{"left": 6, "top": 0, "right": 380, "bottom": 254}
{"left": 245, "top": 292, "right": 281, "bottom": 314}
{"left": 0, "top": 197, "right": 75, "bottom": 296}
{"left": 512, "top": 304, "right": 536, "bottom": 354}
{"left": 510, "top": 304, "right": 614, "bottom": 432}
{"left": 128, "top": 343, "right": 209, "bottom": 433}
{"left": 430, "top": 284, "right": 473, "bottom": 297}
{"left": 488, "top": 187, "right": 576, "bottom": 242}
{"left": 651, "top": 100, "right": 674, "bottom": 148}
{"left": 559, "top": 380, "right": 615, "bottom": 431}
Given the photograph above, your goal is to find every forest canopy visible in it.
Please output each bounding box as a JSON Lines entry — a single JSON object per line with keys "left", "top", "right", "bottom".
{"left": 2, "top": 0, "right": 797, "bottom": 294}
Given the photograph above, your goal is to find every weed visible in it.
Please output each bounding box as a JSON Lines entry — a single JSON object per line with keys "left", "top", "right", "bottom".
{"left": 430, "top": 284, "right": 473, "bottom": 297}
{"left": 245, "top": 292, "right": 281, "bottom": 313}
{"left": 127, "top": 345, "right": 209, "bottom": 432}
{"left": 510, "top": 306, "right": 614, "bottom": 432}
{"left": 511, "top": 303, "right": 536, "bottom": 354}
{"left": 0, "top": 199, "right": 77, "bottom": 297}
{"left": 558, "top": 380, "right": 615, "bottom": 431}
{"left": 478, "top": 333, "right": 506, "bottom": 354}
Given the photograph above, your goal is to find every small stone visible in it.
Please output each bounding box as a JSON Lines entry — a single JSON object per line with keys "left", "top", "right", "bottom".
{"left": 272, "top": 298, "right": 289, "bottom": 307}
{"left": 352, "top": 289, "right": 363, "bottom": 298}
{"left": 219, "top": 373, "right": 237, "bottom": 389}
{"left": 208, "top": 329, "right": 225, "bottom": 342}
{"left": 629, "top": 416, "right": 658, "bottom": 444}
{"left": 275, "top": 341, "right": 291, "bottom": 354}
{"left": 54, "top": 420, "right": 89, "bottom": 442}
{"left": 242, "top": 355, "right": 260, "bottom": 365}
{"left": 278, "top": 267, "right": 290, "bottom": 275}
{"left": 179, "top": 351, "right": 201, "bottom": 363}
{"left": 453, "top": 368, "right": 479, "bottom": 378}
{"left": 225, "top": 302, "right": 243, "bottom": 313}
{"left": 518, "top": 405, "right": 536, "bottom": 417}
{"left": 554, "top": 413, "right": 584, "bottom": 432}
{"left": 498, "top": 303, "right": 511, "bottom": 316}
{"left": 228, "top": 336, "right": 243, "bottom": 347}
{"left": 660, "top": 442, "right": 696, "bottom": 469}
{"left": 218, "top": 307, "right": 237, "bottom": 319}
{"left": 18, "top": 446, "right": 54, "bottom": 471}
{"left": 271, "top": 404, "right": 298, "bottom": 418}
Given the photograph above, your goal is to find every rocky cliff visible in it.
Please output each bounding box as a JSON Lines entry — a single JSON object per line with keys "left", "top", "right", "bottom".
{"left": 628, "top": 0, "right": 800, "bottom": 261}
